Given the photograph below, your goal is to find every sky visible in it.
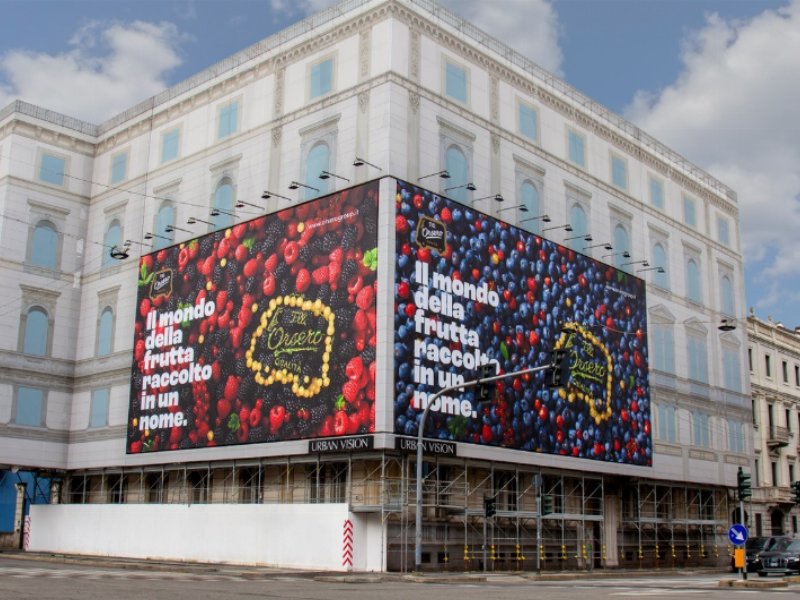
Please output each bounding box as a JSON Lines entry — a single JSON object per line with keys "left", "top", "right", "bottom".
{"left": 1, "top": 0, "right": 798, "bottom": 328}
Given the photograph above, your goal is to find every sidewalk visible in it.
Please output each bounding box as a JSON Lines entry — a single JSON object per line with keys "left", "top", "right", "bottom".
{"left": 0, "top": 549, "right": 733, "bottom": 583}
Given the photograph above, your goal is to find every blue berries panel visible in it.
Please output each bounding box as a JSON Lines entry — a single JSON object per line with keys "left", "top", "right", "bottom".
{"left": 393, "top": 180, "right": 651, "bottom": 466}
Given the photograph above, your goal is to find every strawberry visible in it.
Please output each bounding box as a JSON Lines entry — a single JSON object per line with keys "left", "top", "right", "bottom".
{"left": 333, "top": 410, "right": 349, "bottom": 436}
{"left": 312, "top": 265, "right": 329, "bottom": 286}
{"left": 230, "top": 327, "right": 243, "bottom": 349}
{"left": 284, "top": 241, "right": 299, "bottom": 265}
{"left": 139, "top": 298, "right": 152, "bottom": 318}
{"left": 178, "top": 247, "right": 189, "bottom": 271}
{"left": 353, "top": 309, "right": 369, "bottom": 331}
{"left": 135, "top": 339, "right": 146, "bottom": 361}
{"left": 141, "top": 255, "right": 154, "bottom": 273}
{"left": 217, "top": 398, "right": 231, "bottom": 419}
{"left": 236, "top": 421, "right": 249, "bottom": 443}
{"left": 130, "top": 440, "right": 143, "bottom": 453}
{"left": 329, "top": 247, "right": 344, "bottom": 264}
{"left": 264, "top": 253, "right": 279, "bottom": 272}
{"left": 232, "top": 223, "right": 248, "bottom": 240}
{"left": 223, "top": 375, "right": 239, "bottom": 402}
{"left": 216, "top": 237, "right": 231, "bottom": 259}
{"left": 328, "top": 261, "right": 341, "bottom": 288}
{"left": 356, "top": 285, "right": 373, "bottom": 310}
{"left": 262, "top": 272, "right": 276, "bottom": 296}
{"left": 269, "top": 405, "right": 286, "bottom": 434}
{"left": 295, "top": 268, "right": 311, "bottom": 293}
{"left": 249, "top": 406, "right": 262, "bottom": 429}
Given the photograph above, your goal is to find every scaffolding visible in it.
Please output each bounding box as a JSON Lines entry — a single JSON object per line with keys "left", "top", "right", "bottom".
{"left": 61, "top": 451, "right": 730, "bottom": 572}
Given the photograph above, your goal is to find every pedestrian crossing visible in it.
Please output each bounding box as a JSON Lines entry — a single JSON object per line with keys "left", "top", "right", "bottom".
{"left": 0, "top": 565, "right": 254, "bottom": 581}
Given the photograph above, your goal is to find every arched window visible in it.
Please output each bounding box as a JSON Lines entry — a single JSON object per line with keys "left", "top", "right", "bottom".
{"left": 305, "top": 142, "right": 330, "bottom": 199}
{"left": 23, "top": 307, "right": 49, "bottom": 356}
{"left": 31, "top": 221, "right": 59, "bottom": 269}
{"left": 97, "top": 307, "right": 114, "bottom": 357}
{"left": 102, "top": 220, "right": 122, "bottom": 268}
{"left": 445, "top": 145, "right": 468, "bottom": 202}
{"left": 687, "top": 259, "right": 702, "bottom": 303}
{"left": 687, "top": 333, "right": 708, "bottom": 383}
{"left": 613, "top": 225, "right": 630, "bottom": 269}
{"left": 154, "top": 204, "right": 175, "bottom": 249}
{"left": 720, "top": 275, "right": 735, "bottom": 316}
{"left": 652, "top": 243, "right": 669, "bottom": 288}
{"left": 212, "top": 180, "right": 235, "bottom": 230}
{"left": 520, "top": 180, "right": 540, "bottom": 231}
{"left": 568, "top": 204, "right": 587, "bottom": 249}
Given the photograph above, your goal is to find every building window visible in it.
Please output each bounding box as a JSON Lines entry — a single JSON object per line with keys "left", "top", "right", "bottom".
{"left": 718, "top": 216, "right": 730, "bottom": 246}
{"left": 22, "top": 306, "right": 49, "bottom": 356}
{"left": 786, "top": 408, "right": 792, "bottom": 433}
{"left": 445, "top": 145, "right": 469, "bottom": 202}
{"left": 683, "top": 195, "right": 697, "bottom": 227}
{"left": 102, "top": 219, "right": 122, "bottom": 268}
{"left": 612, "top": 224, "right": 630, "bottom": 269}
{"left": 211, "top": 179, "right": 236, "bottom": 229}
{"left": 692, "top": 412, "right": 710, "bottom": 448}
{"left": 444, "top": 59, "right": 468, "bottom": 104}
{"left": 90, "top": 388, "right": 109, "bottom": 428}
{"left": 649, "top": 176, "right": 665, "bottom": 210}
{"left": 305, "top": 142, "right": 330, "bottom": 200}
{"left": 722, "top": 348, "right": 741, "bottom": 392}
{"left": 97, "top": 307, "right": 114, "bottom": 357}
{"left": 657, "top": 404, "right": 676, "bottom": 442}
{"left": 783, "top": 361, "right": 789, "bottom": 384}
{"left": 518, "top": 101, "right": 538, "bottom": 142}
{"left": 39, "top": 153, "right": 66, "bottom": 186}
{"left": 310, "top": 57, "right": 334, "bottom": 99}
{"left": 569, "top": 203, "right": 588, "bottom": 247}
{"left": 795, "top": 364, "right": 799, "bottom": 386}
{"left": 728, "top": 419, "right": 745, "bottom": 453}
{"left": 687, "top": 334, "right": 708, "bottom": 383}
{"left": 651, "top": 322, "right": 675, "bottom": 373}
{"left": 610, "top": 153, "right": 628, "bottom": 190}
{"left": 161, "top": 128, "right": 179, "bottom": 163}
{"left": 771, "top": 461, "right": 778, "bottom": 486}
{"left": 748, "top": 348, "right": 753, "bottom": 372}
{"left": 567, "top": 128, "right": 586, "bottom": 168}
{"left": 30, "top": 220, "right": 59, "bottom": 270}
{"left": 686, "top": 258, "right": 701, "bottom": 303}
{"left": 110, "top": 151, "right": 128, "bottom": 184}
{"left": 765, "top": 354, "right": 772, "bottom": 378}
{"left": 154, "top": 203, "right": 175, "bottom": 249}
{"left": 720, "top": 275, "right": 734, "bottom": 316}
{"left": 217, "top": 100, "right": 239, "bottom": 139}
{"left": 651, "top": 243, "right": 668, "bottom": 288}
{"left": 15, "top": 386, "right": 44, "bottom": 427}
{"left": 520, "top": 180, "right": 541, "bottom": 231}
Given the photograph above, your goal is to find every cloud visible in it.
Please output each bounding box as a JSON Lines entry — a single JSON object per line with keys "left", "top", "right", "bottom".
{"left": 624, "top": 1, "right": 800, "bottom": 320}
{"left": 0, "top": 20, "right": 185, "bottom": 123}
{"left": 438, "top": 0, "right": 563, "bottom": 75}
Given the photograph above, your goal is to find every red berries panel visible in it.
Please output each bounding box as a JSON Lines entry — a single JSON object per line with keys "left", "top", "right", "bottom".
{"left": 394, "top": 180, "right": 652, "bottom": 466}
{"left": 127, "top": 182, "right": 379, "bottom": 453}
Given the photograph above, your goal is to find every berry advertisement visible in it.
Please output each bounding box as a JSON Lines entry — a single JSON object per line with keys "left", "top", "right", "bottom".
{"left": 394, "top": 180, "right": 652, "bottom": 466}
{"left": 127, "top": 181, "right": 379, "bottom": 453}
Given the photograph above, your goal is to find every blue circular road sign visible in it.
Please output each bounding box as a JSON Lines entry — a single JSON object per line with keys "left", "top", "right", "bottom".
{"left": 728, "top": 523, "right": 748, "bottom": 545}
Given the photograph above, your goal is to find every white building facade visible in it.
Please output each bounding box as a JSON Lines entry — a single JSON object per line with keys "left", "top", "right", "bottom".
{"left": 0, "top": 0, "right": 751, "bottom": 570}
{"left": 747, "top": 315, "right": 800, "bottom": 538}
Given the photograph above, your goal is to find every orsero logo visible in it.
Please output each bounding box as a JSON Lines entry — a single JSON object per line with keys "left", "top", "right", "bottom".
{"left": 416, "top": 216, "right": 446, "bottom": 253}
{"left": 150, "top": 269, "right": 173, "bottom": 299}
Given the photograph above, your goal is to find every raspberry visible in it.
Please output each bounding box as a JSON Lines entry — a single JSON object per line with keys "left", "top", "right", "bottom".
{"left": 311, "top": 265, "right": 329, "bottom": 286}
{"left": 295, "top": 268, "right": 311, "bottom": 293}
{"left": 342, "top": 380, "right": 360, "bottom": 404}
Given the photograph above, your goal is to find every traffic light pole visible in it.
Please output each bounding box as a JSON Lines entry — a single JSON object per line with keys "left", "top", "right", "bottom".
{"left": 413, "top": 363, "right": 553, "bottom": 572}
{"left": 739, "top": 496, "right": 746, "bottom": 581}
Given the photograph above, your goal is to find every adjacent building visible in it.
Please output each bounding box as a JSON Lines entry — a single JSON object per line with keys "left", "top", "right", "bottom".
{"left": 747, "top": 314, "right": 800, "bottom": 537}
{"left": 0, "top": 0, "right": 751, "bottom": 570}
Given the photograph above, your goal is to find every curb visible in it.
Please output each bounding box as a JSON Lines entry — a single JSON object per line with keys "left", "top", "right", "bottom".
{"left": 718, "top": 578, "right": 789, "bottom": 589}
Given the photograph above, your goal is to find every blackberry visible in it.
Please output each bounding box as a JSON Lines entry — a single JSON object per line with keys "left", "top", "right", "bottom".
{"left": 245, "top": 276, "right": 258, "bottom": 294}
{"left": 364, "top": 216, "right": 378, "bottom": 238}
{"left": 295, "top": 417, "right": 314, "bottom": 438}
{"left": 179, "top": 438, "right": 194, "bottom": 449}
{"left": 337, "top": 306, "right": 358, "bottom": 331}
{"left": 185, "top": 262, "right": 198, "bottom": 282}
{"left": 316, "top": 283, "right": 331, "bottom": 304}
{"left": 234, "top": 358, "right": 248, "bottom": 377}
{"left": 226, "top": 277, "right": 237, "bottom": 296}
{"left": 199, "top": 236, "right": 214, "bottom": 256}
{"left": 299, "top": 243, "right": 313, "bottom": 264}
{"left": 362, "top": 347, "right": 376, "bottom": 364}
{"left": 274, "top": 262, "right": 288, "bottom": 281}
{"left": 330, "top": 288, "right": 349, "bottom": 309}
{"left": 239, "top": 375, "right": 255, "bottom": 400}
{"left": 212, "top": 264, "right": 224, "bottom": 285}
{"left": 265, "top": 219, "right": 284, "bottom": 239}
{"left": 279, "top": 276, "right": 291, "bottom": 294}
{"left": 248, "top": 425, "right": 267, "bottom": 443}
{"left": 309, "top": 403, "right": 330, "bottom": 426}
{"left": 225, "top": 259, "right": 239, "bottom": 279}
{"left": 337, "top": 337, "right": 356, "bottom": 361}
{"left": 341, "top": 224, "right": 358, "bottom": 250}
{"left": 320, "top": 231, "right": 338, "bottom": 253}
{"left": 340, "top": 259, "right": 358, "bottom": 285}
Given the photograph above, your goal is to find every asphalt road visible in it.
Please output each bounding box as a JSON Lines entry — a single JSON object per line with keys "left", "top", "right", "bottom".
{"left": 0, "top": 556, "right": 797, "bottom": 600}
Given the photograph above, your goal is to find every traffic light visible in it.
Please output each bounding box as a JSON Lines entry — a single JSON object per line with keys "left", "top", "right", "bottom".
{"left": 476, "top": 363, "right": 496, "bottom": 401}
{"left": 484, "top": 495, "right": 496, "bottom": 518}
{"left": 792, "top": 480, "right": 800, "bottom": 506}
{"left": 737, "top": 467, "right": 752, "bottom": 501}
{"left": 547, "top": 349, "right": 570, "bottom": 388}
{"left": 541, "top": 494, "right": 554, "bottom": 516}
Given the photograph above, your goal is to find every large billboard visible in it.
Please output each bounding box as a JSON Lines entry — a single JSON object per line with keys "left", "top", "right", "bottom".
{"left": 394, "top": 180, "right": 651, "bottom": 466}
{"left": 127, "top": 182, "right": 379, "bottom": 453}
